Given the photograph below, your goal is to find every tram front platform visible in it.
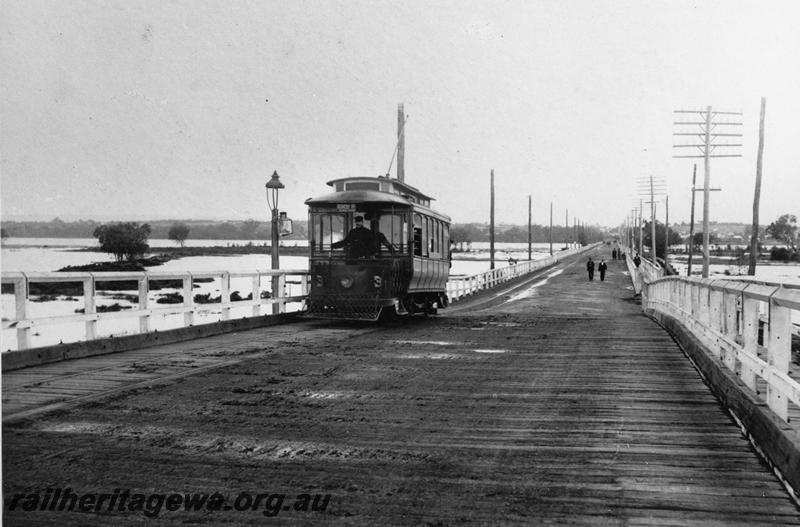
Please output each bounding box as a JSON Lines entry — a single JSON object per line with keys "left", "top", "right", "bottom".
{"left": 3, "top": 247, "right": 799, "bottom": 525}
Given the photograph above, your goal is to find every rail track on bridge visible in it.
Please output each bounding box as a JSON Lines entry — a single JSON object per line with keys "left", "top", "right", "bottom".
{"left": 4, "top": 249, "right": 799, "bottom": 525}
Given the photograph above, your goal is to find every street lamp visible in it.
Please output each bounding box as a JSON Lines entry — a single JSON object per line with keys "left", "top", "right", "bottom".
{"left": 266, "top": 170, "right": 284, "bottom": 314}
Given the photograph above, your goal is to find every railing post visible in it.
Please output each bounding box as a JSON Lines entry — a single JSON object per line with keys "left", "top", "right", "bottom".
{"left": 138, "top": 277, "right": 150, "bottom": 333}
{"left": 14, "top": 276, "right": 30, "bottom": 350}
{"left": 766, "top": 298, "right": 791, "bottom": 420}
{"left": 277, "top": 273, "right": 286, "bottom": 314}
{"left": 709, "top": 287, "right": 723, "bottom": 358}
{"left": 252, "top": 274, "right": 261, "bottom": 317}
{"left": 220, "top": 272, "right": 231, "bottom": 321}
{"left": 83, "top": 277, "right": 97, "bottom": 341}
{"left": 722, "top": 289, "right": 737, "bottom": 371}
{"left": 741, "top": 296, "right": 759, "bottom": 392}
{"left": 183, "top": 275, "right": 194, "bottom": 327}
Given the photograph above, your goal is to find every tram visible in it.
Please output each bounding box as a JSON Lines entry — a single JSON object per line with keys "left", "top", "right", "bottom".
{"left": 304, "top": 175, "right": 451, "bottom": 320}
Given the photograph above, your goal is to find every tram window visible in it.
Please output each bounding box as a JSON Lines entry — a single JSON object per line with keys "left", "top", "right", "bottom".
{"left": 443, "top": 224, "right": 450, "bottom": 259}
{"left": 427, "top": 217, "right": 435, "bottom": 255}
{"left": 421, "top": 216, "right": 429, "bottom": 257}
{"left": 438, "top": 221, "right": 443, "bottom": 255}
{"left": 378, "top": 212, "right": 407, "bottom": 254}
{"left": 312, "top": 213, "right": 345, "bottom": 253}
{"left": 413, "top": 213, "right": 423, "bottom": 256}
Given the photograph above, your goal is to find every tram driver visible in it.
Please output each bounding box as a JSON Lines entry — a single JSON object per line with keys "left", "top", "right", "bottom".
{"left": 332, "top": 215, "right": 394, "bottom": 258}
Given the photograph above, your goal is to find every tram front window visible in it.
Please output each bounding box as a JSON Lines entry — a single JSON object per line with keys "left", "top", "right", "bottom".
{"left": 311, "top": 211, "right": 407, "bottom": 257}
{"left": 311, "top": 212, "right": 346, "bottom": 255}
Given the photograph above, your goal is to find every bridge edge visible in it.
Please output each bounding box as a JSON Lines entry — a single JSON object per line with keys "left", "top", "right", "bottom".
{"left": 644, "top": 307, "right": 800, "bottom": 499}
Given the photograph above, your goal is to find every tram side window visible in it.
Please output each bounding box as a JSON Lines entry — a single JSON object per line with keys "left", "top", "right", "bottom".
{"left": 428, "top": 218, "right": 437, "bottom": 256}
{"left": 378, "top": 212, "right": 407, "bottom": 254}
{"left": 443, "top": 224, "right": 450, "bottom": 260}
{"left": 413, "top": 213, "right": 424, "bottom": 256}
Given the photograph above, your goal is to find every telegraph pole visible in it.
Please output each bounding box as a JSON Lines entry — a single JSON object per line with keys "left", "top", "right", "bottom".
{"left": 527, "top": 195, "right": 532, "bottom": 261}
{"left": 688, "top": 164, "right": 697, "bottom": 276}
{"left": 565, "top": 209, "right": 569, "bottom": 248}
{"left": 490, "top": 169, "right": 495, "bottom": 270}
{"left": 674, "top": 107, "right": 742, "bottom": 277}
{"left": 651, "top": 176, "right": 656, "bottom": 264}
{"left": 749, "top": 97, "right": 767, "bottom": 276}
{"left": 664, "top": 195, "right": 669, "bottom": 269}
{"left": 636, "top": 176, "right": 666, "bottom": 265}
{"left": 549, "top": 202, "right": 553, "bottom": 256}
{"left": 638, "top": 201, "right": 643, "bottom": 257}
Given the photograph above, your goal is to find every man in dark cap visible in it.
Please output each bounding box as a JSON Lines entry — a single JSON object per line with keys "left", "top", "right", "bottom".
{"left": 332, "top": 216, "right": 393, "bottom": 258}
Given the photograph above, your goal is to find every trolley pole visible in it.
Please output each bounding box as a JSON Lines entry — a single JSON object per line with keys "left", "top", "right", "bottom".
{"left": 397, "top": 103, "right": 405, "bottom": 182}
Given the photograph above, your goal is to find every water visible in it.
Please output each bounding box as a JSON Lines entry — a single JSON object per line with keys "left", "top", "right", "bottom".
{"left": 3, "top": 240, "right": 798, "bottom": 351}
{"left": 0, "top": 240, "right": 554, "bottom": 350}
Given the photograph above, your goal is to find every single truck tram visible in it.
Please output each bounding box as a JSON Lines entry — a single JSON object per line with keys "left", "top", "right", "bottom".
{"left": 305, "top": 176, "right": 451, "bottom": 320}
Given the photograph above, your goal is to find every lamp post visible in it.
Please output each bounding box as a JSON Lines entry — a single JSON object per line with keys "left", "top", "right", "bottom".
{"left": 266, "top": 171, "right": 284, "bottom": 314}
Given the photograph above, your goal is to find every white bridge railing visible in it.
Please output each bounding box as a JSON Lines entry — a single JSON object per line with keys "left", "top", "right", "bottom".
{"left": 2, "top": 245, "right": 600, "bottom": 352}
{"left": 621, "top": 246, "right": 664, "bottom": 294}
{"left": 2, "top": 269, "right": 310, "bottom": 352}
{"left": 447, "top": 243, "right": 600, "bottom": 302}
{"left": 643, "top": 276, "right": 800, "bottom": 423}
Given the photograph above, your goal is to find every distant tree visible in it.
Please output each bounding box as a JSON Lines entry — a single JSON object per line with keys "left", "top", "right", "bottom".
{"left": 168, "top": 222, "right": 190, "bottom": 247}
{"left": 642, "top": 221, "right": 683, "bottom": 259}
{"left": 766, "top": 214, "right": 797, "bottom": 251}
{"left": 93, "top": 222, "right": 151, "bottom": 261}
{"left": 692, "top": 231, "right": 718, "bottom": 249}
{"left": 451, "top": 224, "right": 486, "bottom": 244}
{"left": 239, "top": 219, "right": 261, "bottom": 239}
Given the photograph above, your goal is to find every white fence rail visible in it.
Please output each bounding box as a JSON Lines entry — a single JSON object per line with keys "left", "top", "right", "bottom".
{"left": 2, "top": 269, "right": 310, "bottom": 351}
{"left": 643, "top": 276, "right": 800, "bottom": 423}
{"left": 620, "top": 246, "right": 664, "bottom": 294}
{"left": 2, "top": 244, "right": 601, "bottom": 352}
{"left": 447, "top": 243, "right": 601, "bottom": 302}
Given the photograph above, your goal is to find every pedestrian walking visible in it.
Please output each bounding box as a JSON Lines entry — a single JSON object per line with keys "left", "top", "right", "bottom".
{"left": 611, "top": 248, "right": 617, "bottom": 260}
{"left": 633, "top": 253, "right": 641, "bottom": 267}
{"left": 586, "top": 257, "right": 595, "bottom": 281}
{"left": 598, "top": 259, "right": 607, "bottom": 281}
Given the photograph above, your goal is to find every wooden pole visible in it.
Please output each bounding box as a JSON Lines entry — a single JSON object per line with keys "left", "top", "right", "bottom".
{"left": 490, "top": 169, "right": 495, "bottom": 270}
{"left": 688, "top": 164, "right": 697, "bottom": 276}
{"left": 749, "top": 97, "right": 766, "bottom": 276}
{"left": 702, "top": 105, "right": 712, "bottom": 278}
{"left": 650, "top": 175, "right": 657, "bottom": 264}
{"left": 528, "top": 195, "right": 532, "bottom": 261}
{"left": 664, "top": 195, "right": 669, "bottom": 268}
{"left": 638, "top": 200, "right": 643, "bottom": 257}
{"left": 549, "top": 201, "right": 553, "bottom": 256}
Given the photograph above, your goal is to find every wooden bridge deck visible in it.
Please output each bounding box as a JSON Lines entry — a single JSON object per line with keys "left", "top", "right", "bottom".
{"left": 3, "top": 247, "right": 799, "bottom": 525}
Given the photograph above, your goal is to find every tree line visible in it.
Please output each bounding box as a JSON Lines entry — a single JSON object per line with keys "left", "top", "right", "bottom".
{"left": 629, "top": 214, "right": 798, "bottom": 262}
{"left": 0, "top": 218, "right": 308, "bottom": 241}
{"left": 2, "top": 214, "right": 796, "bottom": 262}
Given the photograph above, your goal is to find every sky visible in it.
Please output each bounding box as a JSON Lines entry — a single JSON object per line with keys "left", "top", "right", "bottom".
{"left": 1, "top": 0, "right": 799, "bottom": 229}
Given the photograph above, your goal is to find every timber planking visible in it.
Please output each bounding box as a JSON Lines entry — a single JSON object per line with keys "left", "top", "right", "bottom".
{"left": 2, "top": 247, "right": 799, "bottom": 525}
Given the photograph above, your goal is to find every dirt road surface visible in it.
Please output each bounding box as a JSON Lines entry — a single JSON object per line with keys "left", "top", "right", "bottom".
{"left": 4, "top": 249, "right": 799, "bottom": 525}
